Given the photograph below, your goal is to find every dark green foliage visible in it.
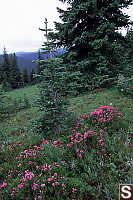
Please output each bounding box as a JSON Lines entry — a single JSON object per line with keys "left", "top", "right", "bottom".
{"left": 50, "top": 0, "right": 133, "bottom": 91}
{"left": 29, "top": 68, "right": 35, "bottom": 85}
{"left": 1, "top": 48, "right": 12, "bottom": 91}
{"left": 124, "top": 28, "right": 133, "bottom": 76}
{"left": 0, "top": 49, "right": 22, "bottom": 90}
{"left": 116, "top": 74, "right": 133, "bottom": 98}
{"left": 9, "top": 53, "right": 22, "bottom": 89}
{"left": 23, "top": 93, "right": 31, "bottom": 108}
{"left": 36, "top": 49, "right": 43, "bottom": 74}
{"left": 0, "top": 84, "right": 7, "bottom": 120}
{"left": 34, "top": 18, "right": 77, "bottom": 136}
{"left": 22, "top": 67, "right": 29, "bottom": 86}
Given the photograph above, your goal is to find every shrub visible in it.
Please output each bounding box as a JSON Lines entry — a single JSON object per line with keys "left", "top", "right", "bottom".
{"left": 116, "top": 74, "right": 133, "bottom": 97}
{"left": 0, "top": 106, "right": 132, "bottom": 199}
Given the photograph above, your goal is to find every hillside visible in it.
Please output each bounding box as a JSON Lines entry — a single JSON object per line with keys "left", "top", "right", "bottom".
{"left": 0, "top": 84, "right": 133, "bottom": 199}
{"left": 0, "top": 85, "right": 132, "bottom": 142}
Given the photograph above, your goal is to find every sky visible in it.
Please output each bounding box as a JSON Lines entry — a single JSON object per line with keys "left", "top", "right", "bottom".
{"left": 0, "top": 0, "right": 66, "bottom": 53}
{"left": 0, "top": 1, "right": 133, "bottom": 54}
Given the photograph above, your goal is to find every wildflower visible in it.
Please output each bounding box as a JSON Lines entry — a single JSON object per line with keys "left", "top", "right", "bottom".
{"left": 104, "top": 127, "right": 108, "bottom": 131}
{"left": 29, "top": 161, "right": 34, "bottom": 165}
{"left": 84, "top": 132, "right": 89, "bottom": 139}
{"left": 36, "top": 166, "right": 40, "bottom": 170}
{"left": 41, "top": 184, "right": 45, "bottom": 188}
{"left": 60, "top": 161, "right": 65, "bottom": 165}
{"left": 72, "top": 163, "right": 75, "bottom": 168}
{"left": 38, "top": 196, "right": 42, "bottom": 200}
{"left": 74, "top": 139, "right": 78, "bottom": 144}
{"left": 18, "top": 183, "right": 24, "bottom": 189}
{"left": 100, "top": 129, "right": 103, "bottom": 137}
{"left": 32, "top": 183, "right": 38, "bottom": 191}
{"left": 53, "top": 140, "right": 58, "bottom": 145}
{"left": 42, "top": 139, "right": 49, "bottom": 144}
{"left": 98, "top": 139, "right": 103, "bottom": 144}
{"left": 62, "top": 183, "right": 66, "bottom": 188}
{"left": 52, "top": 182, "right": 59, "bottom": 187}
{"left": 48, "top": 165, "right": 52, "bottom": 171}
{"left": 18, "top": 163, "right": 22, "bottom": 167}
{"left": 67, "top": 143, "right": 73, "bottom": 147}
{"left": 72, "top": 188, "right": 77, "bottom": 193}
{"left": 33, "top": 151, "right": 37, "bottom": 157}
{"left": 2, "top": 181, "right": 7, "bottom": 187}
{"left": 79, "top": 154, "right": 83, "bottom": 159}
{"left": 54, "top": 173, "right": 58, "bottom": 177}
{"left": 18, "top": 173, "right": 22, "bottom": 177}
{"left": 11, "top": 188, "right": 17, "bottom": 196}
{"left": 25, "top": 171, "right": 34, "bottom": 181}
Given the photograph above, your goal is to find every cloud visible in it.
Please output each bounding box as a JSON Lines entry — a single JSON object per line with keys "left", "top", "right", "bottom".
{"left": 0, "top": 0, "right": 64, "bottom": 53}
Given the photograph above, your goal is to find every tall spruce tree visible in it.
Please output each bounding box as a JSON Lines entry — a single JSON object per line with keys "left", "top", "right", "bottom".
{"left": 23, "top": 68, "right": 29, "bottom": 86}
{"left": 124, "top": 28, "right": 133, "bottom": 76}
{"left": 34, "top": 18, "right": 77, "bottom": 136}
{"left": 50, "top": 0, "right": 133, "bottom": 90}
{"left": 10, "top": 53, "right": 22, "bottom": 89}
{"left": 2, "top": 48, "right": 12, "bottom": 90}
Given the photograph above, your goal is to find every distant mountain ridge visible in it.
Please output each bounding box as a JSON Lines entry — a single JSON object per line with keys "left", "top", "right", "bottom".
{"left": 0, "top": 48, "right": 66, "bottom": 73}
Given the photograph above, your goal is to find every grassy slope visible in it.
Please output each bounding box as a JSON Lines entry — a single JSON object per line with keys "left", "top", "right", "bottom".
{"left": 6, "top": 85, "right": 39, "bottom": 105}
{"left": 0, "top": 85, "right": 39, "bottom": 142}
{"left": 70, "top": 88, "right": 133, "bottom": 123}
{"left": 0, "top": 86, "right": 133, "bottom": 143}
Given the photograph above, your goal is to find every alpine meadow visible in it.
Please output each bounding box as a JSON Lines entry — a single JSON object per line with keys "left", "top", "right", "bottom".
{"left": 0, "top": 0, "right": 133, "bottom": 199}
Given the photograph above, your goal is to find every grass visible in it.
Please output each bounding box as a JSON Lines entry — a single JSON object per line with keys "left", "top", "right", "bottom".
{"left": 6, "top": 84, "right": 39, "bottom": 106}
{"left": 0, "top": 85, "right": 133, "bottom": 199}
{"left": 70, "top": 88, "right": 133, "bottom": 125}
{"left": 0, "top": 85, "right": 40, "bottom": 144}
{"left": 0, "top": 85, "right": 133, "bottom": 145}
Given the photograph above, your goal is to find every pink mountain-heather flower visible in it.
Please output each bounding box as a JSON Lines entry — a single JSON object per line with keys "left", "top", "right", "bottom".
{"left": 32, "top": 183, "right": 38, "bottom": 191}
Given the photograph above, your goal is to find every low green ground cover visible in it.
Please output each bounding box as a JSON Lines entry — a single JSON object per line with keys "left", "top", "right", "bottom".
{"left": 0, "top": 85, "right": 132, "bottom": 199}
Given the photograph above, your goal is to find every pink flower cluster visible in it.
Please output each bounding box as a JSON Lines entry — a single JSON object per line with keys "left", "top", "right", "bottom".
{"left": 42, "top": 163, "right": 52, "bottom": 172}
{"left": 68, "top": 130, "right": 96, "bottom": 145}
{"left": 0, "top": 181, "right": 7, "bottom": 190}
{"left": 17, "top": 149, "right": 37, "bottom": 160}
{"left": 67, "top": 130, "right": 96, "bottom": 159}
{"left": 17, "top": 139, "right": 48, "bottom": 161}
{"left": 18, "top": 180, "right": 26, "bottom": 189}
{"left": 24, "top": 170, "right": 35, "bottom": 181}
{"left": 11, "top": 188, "right": 18, "bottom": 196}
{"left": 89, "top": 105, "right": 121, "bottom": 123}
{"left": 74, "top": 106, "right": 121, "bottom": 128}
{"left": 52, "top": 139, "right": 64, "bottom": 149}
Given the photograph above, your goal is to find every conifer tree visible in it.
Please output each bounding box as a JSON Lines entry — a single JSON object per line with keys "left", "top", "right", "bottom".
{"left": 35, "top": 18, "right": 77, "bottom": 136}
{"left": 50, "top": 0, "right": 133, "bottom": 90}
{"left": 2, "top": 48, "right": 12, "bottom": 90}
{"left": 124, "top": 28, "right": 133, "bottom": 76}
{"left": 30, "top": 68, "right": 35, "bottom": 84}
{"left": 36, "top": 49, "right": 43, "bottom": 74}
{"left": 10, "top": 53, "right": 22, "bottom": 89}
{"left": 23, "top": 68, "right": 29, "bottom": 86}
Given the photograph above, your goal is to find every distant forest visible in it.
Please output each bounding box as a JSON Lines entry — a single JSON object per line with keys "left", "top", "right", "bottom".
{"left": 0, "top": 48, "right": 65, "bottom": 90}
